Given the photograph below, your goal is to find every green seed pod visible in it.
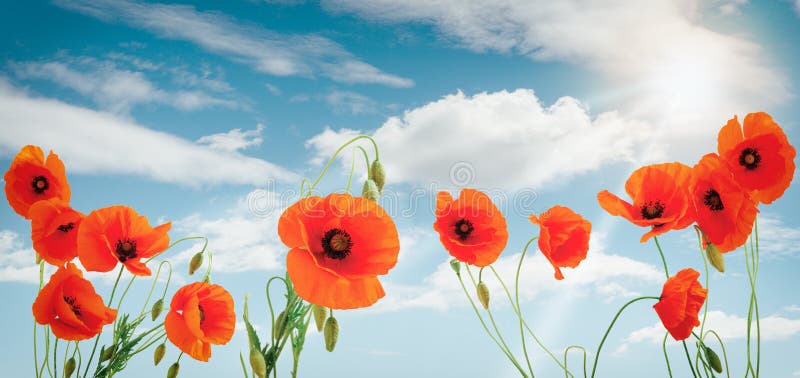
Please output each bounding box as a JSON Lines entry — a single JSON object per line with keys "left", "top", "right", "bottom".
{"left": 361, "top": 179, "right": 380, "bottom": 201}
{"left": 705, "top": 346, "right": 723, "bottom": 373}
{"left": 324, "top": 316, "right": 339, "bottom": 352}
{"left": 449, "top": 259, "right": 461, "bottom": 275}
{"left": 249, "top": 348, "right": 267, "bottom": 378}
{"left": 705, "top": 242, "right": 725, "bottom": 273}
{"left": 273, "top": 310, "right": 286, "bottom": 339}
{"left": 151, "top": 298, "right": 164, "bottom": 321}
{"left": 477, "top": 281, "right": 490, "bottom": 310}
{"left": 100, "top": 345, "right": 114, "bottom": 362}
{"left": 153, "top": 343, "right": 166, "bottom": 366}
{"left": 166, "top": 362, "right": 180, "bottom": 378}
{"left": 64, "top": 357, "right": 76, "bottom": 378}
{"left": 312, "top": 304, "right": 328, "bottom": 332}
{"left": 189, "top": 252, "right": 204, "bottom": 275}
{"left": 369, "top": 160, "right": 386, "bottom": 192}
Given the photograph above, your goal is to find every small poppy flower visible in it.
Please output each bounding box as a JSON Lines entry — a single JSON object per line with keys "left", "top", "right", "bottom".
{"left": 690, "top": 154, "right": 758, "bottom": 252}
{"left": 29, "top": 199, "right": 84, "bottom": 267}
{"left": 718, "top": 113, "right": 796, "bottom": 204}
{"left": 529, "top": 206, "right": 592, "bottom": 280}
{"left": 433, "top": 189, "right": 508, "bottom": 267}
{"left": 278, "top": 193, "right": 400, "bottom": 309}
{"left": 3, "top": 145, "right": 71, "bottom": 219}
{"left": 32, "top": 263, "right": 117, "bottom": 341}
{"left": 77, "top": 205, "right": 171, "bottom": 276}
{"left": 597, "top": 163, "right": 694, "bottom": 243}
{"left": 653, "top": 268, "right": 708, "bottom": 341}
{"left": 165, "top": 282, "right": 235, "bottom": 362}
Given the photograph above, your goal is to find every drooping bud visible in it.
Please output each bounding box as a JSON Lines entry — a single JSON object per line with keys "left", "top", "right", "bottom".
{"left": 100, "top": 345, "right": 114, "bottom": 362}
{"left": 153, "top": 343, "right": 166, "bottom": 366}
{"left": 369, "top": 160, "right": 386, "bottom": 192}
{"left": 449, "top": 259, "right": 461, "bottom": 275}
{"left": 188, "top": 252, "right": 204, "bottom": 275}
{"left": 704, "top": 346, "right": 723, "bottom": 373}
{"left": 312, "top": 304, "right": 328, "bottom": 332}
{"left": 273, "top": 310, "right": 286, "bottom": 339}
{"left": 166, "top": 362, "right": 180, "bottom": 378}
{"left": 249, "top": 348, "right": 267, "bottom": 378}
{"left": 151, "top": 298, "right": 164, "bottom": 321}
{"left": 361, "top": 179, "right": 380, "bottom": 201}
{"left": 477, "top": 281, "right": 490, "bottom": 309}
{"left": 64, "top": 357, "right": 76, "bottom": 378}
{"left": 324, "top": 316, "right": 339, "bottom": 352}
{"left": 705, "top": 242, "right": 725, "bottom": 273}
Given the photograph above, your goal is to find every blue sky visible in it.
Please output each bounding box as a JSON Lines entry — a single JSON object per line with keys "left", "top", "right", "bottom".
{"left": 2, "top": 0, "right": 800, "bottom": 376}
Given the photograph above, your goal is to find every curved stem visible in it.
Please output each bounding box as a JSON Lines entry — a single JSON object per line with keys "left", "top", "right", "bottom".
{"left": 83, "top": 266, "right": 125, "bottom": 377}
{"left": 662, "top": 332, "right": 673, "bottom": 378}
{"left": 266, "top": 276, "right": 290, "bottom": 347}
{"left": 307, "top": 135, "right": 379, "bottom": 194}
{"left": 344, "top": 146, "right": 370, "bottom": 194}
{"left": 704, "top": 330, "right": 730, "bottom": 378}
{"left": 139, "top": 261, "right": 173, "bottom": 316}
{"left": 653, "top": 236, "right": 669, "bottom": 278}
{"left": 681, "top": 341, "right": 699, "bottom": 378}
{"left": 563, "top": 346, "right": 587, "bottom": 378}
{"left": 590, "top": 296, "right": 660, "bottom": 377}
{"left": 202, "top": 250, "right": 214, "bottom": 282}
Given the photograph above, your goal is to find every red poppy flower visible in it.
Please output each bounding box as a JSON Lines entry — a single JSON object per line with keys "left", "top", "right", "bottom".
{"left": 32, "top": 263, "right": 117, "bottom": 341}
{"left": 29, "top": 199, "right": 84, "bottom": 267}
{"left": 433, "top": 189, "right": 508, "bottom": 267}
{"left": 165, "top": 282, "right": 235, "bottom": 362}
{"left": 4, "top": 145, "right": 71, "bottom": 219}
{"left": 718, "top": 112, "right": 796, "bottom": 204}
{"left": 690, "top": 154, "right": 758, "bottom": 252}
{"left": 77, "top": 205, "right": 172, "bottom": 276}
{"left": 597, "top": 163, "right": 694, "bottom": 243}
{"left": 653, "top": 268, "right": 707, "bottom": 341}
{"left": 279, "top": 193, "right": 400, "bottom": 309}
{"left": 529, "top": 206, "right": 592, "bottom": 280}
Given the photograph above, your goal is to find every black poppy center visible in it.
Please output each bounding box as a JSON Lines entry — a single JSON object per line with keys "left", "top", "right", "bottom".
{"left": 57, "top": 222, "right": 75, "bottom": 233}
{"left": 703, "top": 189, "right": 725, "bottom": 211}
{"left": 64, "top": 296, "right": 82, "bottom": 317}
{"left": 640, "top": 201, "right": 665, "bottom": 220}
{"left": 31, "top": 175, "right": 49, "bottom": 195}
{"left": 738, "top": 148, "right": 761, "bottom": 170}
{"left": 321, "top": 228, "right": 353, "bottom": 260}
{"left": 454, "top": 219, "right": 474, "bottom": 241}
{"left": 115, "top": 239, "right": 138, "bottom": 262}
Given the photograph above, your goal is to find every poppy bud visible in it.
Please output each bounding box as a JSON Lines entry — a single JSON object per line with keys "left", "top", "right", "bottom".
{"left": 166, "top": 362, "right": 180, "bottom": 378}
{"left": 477, "top": 281, "right": 490, "bottom": 309}
{"left": 312, "top": 304, "right": 327, "bottom": 332}
{"left": 704, "top": 346, "right": 723, "bottom": 373}
{"left": 100, "top": 345, "right": 114, "bottom": 362}
{"left": 153, "top": 343, "right": 166, "bottom": 366}
{"left": 369, "top": 160, "right": 386, "bottom": 192}
{"left": 449, "top": 259, "right": 461, "bottom": 275}
{"left": 249, "top": 348, "right": 267, "bottom": 378}
{"left": 189, "top": 252, "right": 204, "bottom": 275}
{"left": 324, "top": 316, "right": 339, "bottom": 352}
{"left": 705, "top": 242, "right": 725, "bottom": 273}
{"left": 64, "top": 357, "right": 76, "bottom": 378}
{"left": 362, "top": 179, "right": 380, "bottom": 201}
{"left": 151, "top": 298, "right": 164, "bottom": 321}
{"left": 273, "top": 310, "right": 286, "bottom": 339}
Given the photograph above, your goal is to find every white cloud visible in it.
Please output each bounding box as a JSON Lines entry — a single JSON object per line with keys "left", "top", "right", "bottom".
{"left": 265, "top": 83, "right": 282, "bottom": 96}
{"left": 324, "top": 90, "right": 376, "bottom": 115}
{"left": 752, "top": 214, "right": 800, "bottom": 258}
{"left": 0, "top": 79, "right": 297, "bottom": 186}
{"left": 307, "top": 89, "right": 650, "bottom": 189}
{"left": 196, "top": 124, "right": 265, "bottom": 152}
{"left": 55, "top": 0, "right": 413, "bottom": 88}
{"left": 0, "top": 230, "right": 43, "bottom": 284}
{"left": 714, "top": 0, "right": 748, "bottom": 15}
{"left": 796, "top": 0, "right": 800, "bottom": 16}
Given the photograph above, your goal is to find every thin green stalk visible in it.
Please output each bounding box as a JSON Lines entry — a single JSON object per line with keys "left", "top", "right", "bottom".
{"left": 344, "top": 146, "right": 370, "bottom": 193}
{"left": 83, "top": 266, "right": 125, "bottom": 377}
{"left": 563, "top": 346, "right": 587, "bottom": 378}
{"left": 307, "top": 135, "right": 379, "bottom": 194}
{"left": 662, "top": 332, "right": 673, "bottom": 378}
{"left": 692, "top": 228, "right": 711, "bottom": 370}
{"left": 590, "top": 296, "right": 660, "bottom": 377}
{"left": 682, "top": 341, "right": 699, "bottom": 378}
{"left": 653, "top": 236, "right": 669, "bottom": 278}
{"left": 704, "top": 330, "right": 730, "bottom": 378}
{"left": 754, "top": 218, "right": 761, "bottom": 376}
{"left": 139, "top": 261, "right": 173, "bottom": 316}
{"left": 203, "top": 250, "right": 214, "bottom": 282}
{"left": 240, "top": 352, "right": 249, "bottom": 378}
{"left": 34, "top": 261, "right": 44, "bottom": 378}
{"left": 53, "top": 338, "right": 58, "bottom": 378}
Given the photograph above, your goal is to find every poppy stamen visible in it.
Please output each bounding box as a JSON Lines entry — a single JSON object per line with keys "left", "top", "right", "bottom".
{"left": 703, "top": 189, "right": 725, "bottom": 211}
{"left": 31, "top": 175, "right": 49, "bottom": 194}
{"left": 738, "top": 148, "right": 761, "bottom": 170}
{"left": 57, "top": 222, "right": 75, "bottom": 233}
{"left": 454, "top": 219, "right": 474, "bottom": 241}
{"left": 640, "top": 201, "right": 665, "bottom": 220}
{"left": 64, "top": 296, "right": 82, "bottom": 317}
{"left": 115, "top": 239, "right": 138, "bottom": 262}
{"left": 321, "top": 228, "right": 353, "bottom": 260}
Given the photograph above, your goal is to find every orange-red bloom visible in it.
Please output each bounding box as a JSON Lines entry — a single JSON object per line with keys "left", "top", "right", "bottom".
{"left": 653, "top": 268, "right": 707, "bottom": 341}
{"left": 279, "top": 193, "right": 400, "bottom": 309}
{"left": 433, "top": 189, "right": 508, "bottom": 267}
{"left": 29, "top": 199, "right": 84, "bottom": 267}
{"left": 529, "top": 206, "right": 592, "bottom": 280}
{"left": 32, "top": 263, "right": 117, "bottom": 341}
{"left": 165, "top": 282, "right": 235, "bottom": 362}
{"left": 690, "top": 154, "right": 758, "bottom": 252}
{"left": 718, "top": 112, "right": 796, "bottom": 204}
{"left": 4, "top": 145, "right": 71, "bottom": 219}
{"left": 77, "top": 205, "right": 171, "bottom": 276}
{"left": 597, "top": 163, "right": 694, "bottom": 243}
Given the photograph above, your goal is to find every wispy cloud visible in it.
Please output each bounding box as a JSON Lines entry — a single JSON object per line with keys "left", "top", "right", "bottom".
{"left": 324, "top": 90, "right": 377, "bottom": 115}
{"left": 196, "top": 124, "right": 265, "bottom": 152}
{"left": 55, "top": 0, "right": 414, "bottom": 88}
{"left": 0, "top": 230, "right": 43, "bottom": 284}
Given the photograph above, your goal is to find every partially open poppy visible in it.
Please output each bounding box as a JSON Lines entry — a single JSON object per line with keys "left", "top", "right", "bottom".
{"left": 279, "top": 193, "right": 400, "bottom": 309}
{"left": 717, "top": 112, "right": 796, "bottom": 204}
{"left": 690, "top": 154, "right": 758, "bottom": 252}
{"left": 433, "top": 189, "right": 508, "bottom": 267}
{"left": 4, "top": 145, "right": 71, "bottom": 219}
{"left": 529, "top": 206, "right": 592, "bottom": 280}
{"left": 597, "top": 163, "right": 694, "bottom": 243}
{"left": 29, "top": 199, "right": 84, "bottom": 267}
{"left": 32, "top": 263, "right": 117, "bottom": 341}
{"left": 165, "top": 282, "right": 235, "bottom": 362}
{"left": 77, "top": 205, "right": 172, "bottom": 276}
{"left": 653, "top": 268, "right": 707, "bottom": 341}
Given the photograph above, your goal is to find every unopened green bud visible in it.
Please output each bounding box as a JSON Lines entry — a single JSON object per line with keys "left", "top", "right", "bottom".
{"left": 64, "top": 357, "right": 76, "bottom": 378}
{"left": 312, "top": 304, "right": 328, "bottom": 332}
{"left": 369, "top": 160, "right": 386, "bottom": 192}
{"left": 166, "top": 362, "right": 180, "bottom": 378}
{"left": 477, "top": 281, "right": 490, "bottom": 309}
{"left": 273, "top": 310, "right": 286, "bottom": 339}
{"left": 153, "top": 343, "right": 166, "bottom": 366}
{"left": 449, "top": 259, "right": 461, "bottom": 275}
{"left": 189, "top": 252, "right": 204, "bottom": 275}
{"left": 151, "top": 298, "right": 164, "bottom": 321}
{"left": 324, "top": 316, "right": 339, "bottom": 352}
{"left": 705, "top": 242, "right": 725, "bottom": 273}
{"left": 100, "top": 345, "right": 114, "bottom": 362}
{"left": 704, "top": 346, "right": 723, "bottom": 373}
{"left": 361, "top": 179, "right": 380, "bottom": 201}
{"left": 249, "top": 348, "right": 267, "bottom": 378}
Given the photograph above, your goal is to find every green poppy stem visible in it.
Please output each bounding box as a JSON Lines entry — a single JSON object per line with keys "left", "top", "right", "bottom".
{"left": 590, "top": 296, "right": 660, "bottom": 377}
